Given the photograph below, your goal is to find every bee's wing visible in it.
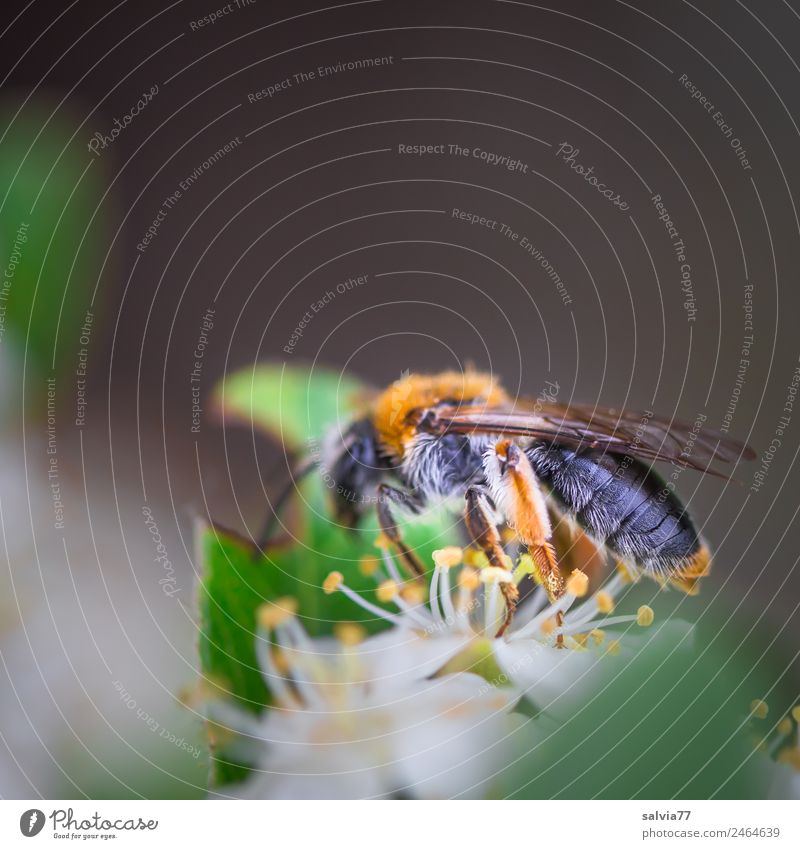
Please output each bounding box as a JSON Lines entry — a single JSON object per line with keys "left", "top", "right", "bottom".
{"left": 426, "top": 400, "right": 755, "bottom": 471}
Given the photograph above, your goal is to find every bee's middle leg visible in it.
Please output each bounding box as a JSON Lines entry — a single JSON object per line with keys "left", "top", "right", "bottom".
{"left": 375, "top": 483, "right": 426, "bottom": 578}
{"left": 464, "top": 486, "right": 519, "bottom": 635}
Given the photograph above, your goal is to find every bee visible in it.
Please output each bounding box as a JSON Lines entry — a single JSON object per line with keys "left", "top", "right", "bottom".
{"left": 262, "top": 370, "right": 753, "bottom": 635}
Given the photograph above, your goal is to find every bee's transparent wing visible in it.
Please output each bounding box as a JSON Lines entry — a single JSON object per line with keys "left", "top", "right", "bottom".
{"left": 423, "top": 400, "right": 754, "bottom": 471}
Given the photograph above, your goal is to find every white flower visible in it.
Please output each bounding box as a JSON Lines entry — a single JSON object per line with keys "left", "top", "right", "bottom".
{"left": 213, "top": 602, "right": 521, "bottom": 800}
{"left": 327, "top": 542, "right": 692, "bottom": 716}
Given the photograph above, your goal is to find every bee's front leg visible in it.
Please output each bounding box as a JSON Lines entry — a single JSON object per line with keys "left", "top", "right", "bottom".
{"left": 464, "top": 486, "right": 519, "bottom": 636}
{"left": 375, "top": 483, "right": 427, "bottom": 578}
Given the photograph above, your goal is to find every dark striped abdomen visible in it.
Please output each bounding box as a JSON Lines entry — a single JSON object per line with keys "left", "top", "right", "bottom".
{"left": 526, "top": 444, "right": 705, "bottom": 576}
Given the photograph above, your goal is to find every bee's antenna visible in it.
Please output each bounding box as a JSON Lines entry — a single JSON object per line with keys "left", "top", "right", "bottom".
{"left": 253, "top": 456, "right": 316, "bottom": 558}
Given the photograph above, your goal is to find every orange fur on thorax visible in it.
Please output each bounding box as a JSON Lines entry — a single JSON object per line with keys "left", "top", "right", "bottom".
{"left": 373, "top": 370, "right": 507, "bottom": 460}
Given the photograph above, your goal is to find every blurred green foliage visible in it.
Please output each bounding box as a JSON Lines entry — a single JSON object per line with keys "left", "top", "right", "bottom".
{"left": 0, "top": 100, "right": 106, "bottom": 395}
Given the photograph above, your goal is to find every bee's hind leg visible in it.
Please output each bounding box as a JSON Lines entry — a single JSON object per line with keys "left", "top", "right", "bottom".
{"left": 464, "top": 486, "right": 519, "bottom": 636}
{"left": 376, "top": 484, "right": 427, "bottom": 578}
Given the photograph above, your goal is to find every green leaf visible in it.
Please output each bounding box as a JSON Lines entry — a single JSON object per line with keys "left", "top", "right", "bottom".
{"left": 501, "top": 587, "right": 791, "bottom": 799}
{"left": 211, "top": 362, "right": 364, "bottom": 450}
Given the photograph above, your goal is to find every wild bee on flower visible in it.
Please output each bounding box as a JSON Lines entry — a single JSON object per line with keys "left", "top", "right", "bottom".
{"left": 260, "top": 370, "right": 753, "bottom": 637}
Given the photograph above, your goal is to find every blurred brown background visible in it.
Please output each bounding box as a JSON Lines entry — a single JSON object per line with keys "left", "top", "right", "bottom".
{"left": 1, "top": 0, "right": 798, "bottom": 797}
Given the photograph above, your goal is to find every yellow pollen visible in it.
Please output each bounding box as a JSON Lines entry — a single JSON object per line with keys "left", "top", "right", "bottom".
{"left": 606, "top": 639, "right": 621, "bottom": 657}
{"left": 359, "top": 555, "right": 380, "bottom": 577}
{"left": 374, "top": 532, "right": 392, "bottom": 550}
{"left": 777, "top": 748, "right": 800, "bottom": 770}
{"left": 432, "top": 546, "right": 463, "bottom": 569}
{"left": 616, "top": 560, "right": 635, "bottom": 583}
{"left": 515, "top": 553, "right": 535, "bottom": 575}
{"left": 464, "top": 548, "right": 489, "bottom": 569}
{"left": 777, "top": 717, "right": 793, "bottom": 736}
{"left": 595, "top": 591, "right": 615, "bottom": 614}
{"left": 573, "top": 633, "right": 588, "bottom": 647}
{"left": 480, "top": 566, "right": 513, "bottom": 584}
{"left": 257, "top": 597, "right": 298, "bottom": 629}
{"left": 590, "top": 628, "right": 605, "bottom": 646}
{"left": 636, "top": 605, "right": 655, "bottom": 627}
{"left": 401, "top": 583, "right": 426, "bottom": 605}
{"left": 376, "top": 580, "right": 399, "bottom": 602}
{"left": 540, "top": 617, "right": 557, "bottom": 636}
{"left": 323, "top": 572, "right": 343, "bottom": 594}
{"left": 335, "top": 622, "right": 366, "bottom": 647}
{"left": 566, "top": 569, "right": 589, "bottom": 597}
{"left": 458, "top": 568, "right": 481, "bottom": 591}
{"left": 750, "top": 699, "right": 769, "bottom": 720}
{"left": 792, "top": 705, "right": 800, "bottom": 723}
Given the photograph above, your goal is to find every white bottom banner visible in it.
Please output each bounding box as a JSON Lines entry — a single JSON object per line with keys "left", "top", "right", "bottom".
{"left": 1, "top": 800, "right": 797, "bottom": 848}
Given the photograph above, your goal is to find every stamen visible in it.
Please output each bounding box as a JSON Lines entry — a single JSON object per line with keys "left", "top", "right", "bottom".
{"left": 596, "top": 591, "right": 615, "bottom": 614}
{"left": 274, "top": 637, "right": 326, "bottom": 709}
{"left": 484, "top": 581, "right": 498, "bottom": 636}
{"left": 377, "top": 580, "right": 399, "bottom": 603}
{"left": 393, "top": 589, "right": 434, "bottom": 628}
{"left": 589, "top": 628, "right": 605, "bottom": 646}
{"left": 636, "top": 605, "right": 655, "bottom": 627}
{"left": 254, "top": 636, "right": 299, "bottom": 708}
{"left": 429, "top": 566, "right": 444, "bottom": 626}
{"left": 540, "top": 617, "right": 557, "bottom": 636}
{"left": 433, "top": 547, "right": 463, "bottom": 568}
{"left": 777, "top": 748, "right": 800, "bottom": 770}
{"left": 616, "top": 560, "right": 638, "bottom": 583}
{"left": 335, "top": 622, "right": 366, "bottom": 647}
{"left": 606, "top": 639, "right": 621, "bottom": 657}
{"left": 511, "top": 586, "right": 548, "bottom": 631}
{"left": 566, "top": 569, "right": 589, "bottom": 597}
{"left": 510, "top": 591, "right": 578, "bottom": 640}
{"left": 560, "top": 613, "right": 637, "bottom": 635}
{"left": 750, "top": 699, "right": 769, "bottom": 720}
{"left": 379, "top": 547, "right": 404, "bottom": 585}
{"left": 359, "top": 556, "right": 380, "bottom": 577}
{"left": 334, "top": 579, "right": 404, "bottom": 626}
{"left": 464, "top": 548, "right": 489, "bottom": 569}
{"left": 778, "top": 717, "right": 793, "bottom": 737}
{"left": 323, "top": 572, "right": 343, "bottom": 594}
{"left": 401, "top": 583, "right": 426, "bottom": 605}
{"left": 458, "top": 568, "right": 481, "bottom": 591}
{"left": 480, "top": 567, "right": 513, "bottom": 584}
{"left": 564, "top": 573, "right": 625, "bottom": 627}
{"left": 439, "top": 564, "right": 457, "bottom": 625}
{"left": 792, "top": 705, "right": 800, "bottom": 723}
{"left": 257, "top": 597, "right": 298, "bottom": 630}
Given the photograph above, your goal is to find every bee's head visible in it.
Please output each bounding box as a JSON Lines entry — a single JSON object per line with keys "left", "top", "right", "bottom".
{"left": 324, "top": 418, "right": 385, "bottom": 529}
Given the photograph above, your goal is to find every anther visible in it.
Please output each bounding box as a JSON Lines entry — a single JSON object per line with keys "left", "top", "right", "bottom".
{"left": 432, "top": 547, "right": 463, "bottom": 568}
{"left": 376, "top": 580, "right": 399, "bottom": 602}
{"left": 257, "top": 597, "right": 298, "bottom": 629}
{"left": 636, "top": 605, "right": 655, "bottom": 627}
{"left": 335, "top": 622, "right": 366, "bottom": 647}
{"left": 323, "top": 572, "right": 343, "bottom": 594}
{"left": 480, "top": 566, "right": 513, "bottom": 584}
{"left": 566, "top": 569, "right": 589, "bottom": 597}
{"left": 595, "top": 591, "right": 615, "bottom": 614}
